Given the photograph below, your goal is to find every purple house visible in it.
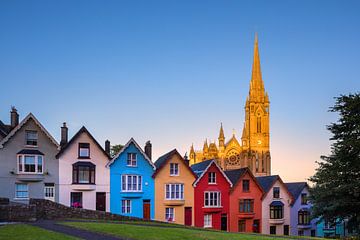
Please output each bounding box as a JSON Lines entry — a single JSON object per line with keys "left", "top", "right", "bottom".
{"left": 285, "top": 182, "right": 317, "bottom": 237}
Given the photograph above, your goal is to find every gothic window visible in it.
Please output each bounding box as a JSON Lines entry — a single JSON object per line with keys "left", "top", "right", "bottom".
{"left": 257, "top": 117, "right": 261, "bottom": 133}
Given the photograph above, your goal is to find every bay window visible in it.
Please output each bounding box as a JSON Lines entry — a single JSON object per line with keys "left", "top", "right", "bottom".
{"left": 298, "top": 211, "right": 310, "bottom": 225}
{"left": 72, "top": 162, "right": 95, "bottom": 184}
{"left": 239, "top": 199, "right": 254, "bottom": 213}
{"left": 17, "top": 155, "right": 43, "bottom": 174}
{"left": 270, "top": 205, "right": 283, "bottom": 219}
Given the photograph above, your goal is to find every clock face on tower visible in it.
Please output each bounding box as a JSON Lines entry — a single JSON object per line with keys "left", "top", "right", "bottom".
{"left": 257, "top": 140, "right": 262, "bottom": 145}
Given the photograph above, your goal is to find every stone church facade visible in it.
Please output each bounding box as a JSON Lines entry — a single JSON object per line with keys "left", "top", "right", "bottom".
{"left": 189, "top": 35, "right": 271, "bottom": 176}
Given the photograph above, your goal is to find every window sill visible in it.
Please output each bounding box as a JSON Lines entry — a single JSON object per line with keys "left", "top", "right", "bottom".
{"left": 203, "top": 206, "right": 222, "bottom": 208}
{"left": 208, "top": 183, "right": 217, "bottom": 185}
{"left": 24, "top": 145, "right": 38, "bottom": 148}
{"left": 170, "top": 175, "right": 179, "bottom": 177}
{"left": 14, "top": 198, "right": 29, "bottom": 200}
{"left": 204, "top": 226, "right": 212, "bottom": 228}
{"left": 126, "top": 165, "right": 137, "bottom": 168}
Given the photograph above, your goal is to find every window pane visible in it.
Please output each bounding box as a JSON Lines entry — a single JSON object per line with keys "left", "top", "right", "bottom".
{"left": 24, "top": 156, "right": 36, "bottom": 172}
{"left": 37, "top": 156, "right": 43, "bottom": 172}
{"left": 78, "top": 166, "right": 90, "bottom": 183}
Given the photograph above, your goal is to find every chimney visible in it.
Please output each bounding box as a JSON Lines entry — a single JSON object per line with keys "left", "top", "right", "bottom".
{"left": 184, "top": 153, "right": 190, "bottom": 166}
{"left": 10, "top": 107, "right": 19, "bottom": 128}
{"left": 144, "top": 141, "right": 152, "bottom": 160}
{"left": 105, "top": 140, "right": 110, "bottom": 157}
{"left": 60, "top": 122, "right": 68, "bottom": 147}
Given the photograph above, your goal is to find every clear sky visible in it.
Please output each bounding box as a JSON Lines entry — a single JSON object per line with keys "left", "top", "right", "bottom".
{"left": 1, "top": 0, "right": 359, "bottom": 182}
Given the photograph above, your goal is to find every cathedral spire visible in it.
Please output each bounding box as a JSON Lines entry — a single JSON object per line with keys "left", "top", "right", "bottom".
{"left": 250, "top": 33, "right": 265, "bottom": 98}
{"left": 218, "top": 123, "right": 225, "bottom": 140}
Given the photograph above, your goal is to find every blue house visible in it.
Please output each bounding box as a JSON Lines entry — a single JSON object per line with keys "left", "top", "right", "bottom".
{"left": 107, "top": 138, "right": 155, "bottom": 219}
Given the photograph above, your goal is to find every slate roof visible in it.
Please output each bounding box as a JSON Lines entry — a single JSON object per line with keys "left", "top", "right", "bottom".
{"left": 0, "top": 120, "right": 12, "bottom": 138}
{"left": 17, "top": 149, "right": 44, "bottom": 155}
{"left": 285, "top": 182, "right": 308, "bottom": 200}
{"left": 256, "top": 175, "right": 279, "bottom": 193}
{"left": 56, "top": 126, "right": 110, "bottom": 159}
{"left": 224, "top": 168, "right": 248, "bottom": 186}
{"left": 190, "top": 159, "right": 213, "bottom": 177}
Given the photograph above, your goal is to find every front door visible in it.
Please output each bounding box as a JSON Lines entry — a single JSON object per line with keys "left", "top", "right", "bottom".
{"left": 221, "top": 214, "right": 227, "bottom": 231}
{"left": 284, "top": 225, "right": 289, "bottom": 235}
{"left": 238, "top": 220, "right": 246, "bottom": 232}
{"left": 253, "top": 219, "right": 260, "bottom": 233}
{"left": 143, "top": 200, "right": 151, "bottom": 220}
{"left": 184, "top": 207, "right": 192, "bottom": 226}
{"left": 270, "top": 226, "right": 276, "bottom": 235}
{"left": 96, "top": 192, "right": 106, "bottom": 211}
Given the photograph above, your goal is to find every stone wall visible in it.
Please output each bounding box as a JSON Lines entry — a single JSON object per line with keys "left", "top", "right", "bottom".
{"left": 0, "top": 201, "right": 36, "bottom": 222}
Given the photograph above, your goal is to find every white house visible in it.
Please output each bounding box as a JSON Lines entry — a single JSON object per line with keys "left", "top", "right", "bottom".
{"left": 57, "top": 124, "right": 111, "bottom": 211}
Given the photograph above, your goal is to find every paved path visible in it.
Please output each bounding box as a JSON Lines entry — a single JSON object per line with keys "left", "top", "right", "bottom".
{"left": 31, "top": 220, "right": 127, "bottom": 240}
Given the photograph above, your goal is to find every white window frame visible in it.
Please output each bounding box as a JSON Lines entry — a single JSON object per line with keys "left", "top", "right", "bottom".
{"left": 170, "top": 163, "right": 179, "bottom": 176}
{"left": 204, "top": 214, "right": 212, "bottom": 228}
{"left": 208, "top": 172, "right": 216, "bottom": 184}
{"left": 165, "top": 207, "right": 175, "bottom": 222}
{"left": 15, "top": 183, "right": 29, "bottom": 199}
{"left": 127, "top": 153, "right": 137, "bottom": 167}
{"left": 121, "top": 199, "right": 131, "bottom": 214}
{"left": 17, "top": 154, "right": 44, "bottom": 174}
{"left": 25, "top": 130, "right": 38, "bottom": 147}
{"left": 121, "top": 175, "right": 142, "bottom": 192}
{"left": 44, "top": 185, "right": 55, "bottom": 201}
{"left": 204, "top": 191, "right": 221, "bottom": 207}
{"left": 165, "top": 183, "right": 184, "bottom": 200}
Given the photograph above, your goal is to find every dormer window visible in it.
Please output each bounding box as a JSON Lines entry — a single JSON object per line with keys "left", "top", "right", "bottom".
{"left": 208, "top": 172, "right": 216, "bottom": 184}
{"left": 127, "top": 153, "right": 137, "bottom": 166}
{"left": 170, "top": 163, "right": 179, "bottom": 176}
{"left": 25, "top": 131, "right": 38, "bottom": 146}
{"left": 273, "top": 187, "right": 280, "bottom": 198}
{"left": 78, "top": 143, "right": 90, "bottom": 158}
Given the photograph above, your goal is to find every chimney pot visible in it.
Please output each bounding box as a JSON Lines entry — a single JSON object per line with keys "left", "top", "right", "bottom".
{"left": 105, "top": 140, "right": 110, "bottom": 157}
{"left": 60, "top": 122, "right": 68, "bottom": 147}
{"left": 10, "top": 107, "right": 19, "bottom": 128}
{"left": 144, "top": 140, "right": 152, "bottom": 160}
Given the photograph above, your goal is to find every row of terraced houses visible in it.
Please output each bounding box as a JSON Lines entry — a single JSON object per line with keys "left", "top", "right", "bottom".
{"left": 0, "top": 107, "right": 324, "bottom": 237}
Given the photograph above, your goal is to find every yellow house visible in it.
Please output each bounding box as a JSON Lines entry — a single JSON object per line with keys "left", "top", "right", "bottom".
{"left": 153, "top": 149, "right": 196, "bottom": 226}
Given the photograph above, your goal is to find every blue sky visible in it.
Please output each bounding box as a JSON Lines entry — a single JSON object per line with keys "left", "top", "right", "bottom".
{"left": 1, "top": 0, "right": 359, "bottom": 181}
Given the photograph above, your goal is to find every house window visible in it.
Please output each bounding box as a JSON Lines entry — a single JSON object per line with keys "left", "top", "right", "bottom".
{"left": 270, "top": 205, "right": 283, "bottom": 219}
{"left": 238, "top": 220, "right": 246, "bottom": 232}
{"left": 239, "top": 199, "right": 254, "bottom": 213}
{"left": 298, "top": 230, "right": 304, "bottom": 236}
{"left": 242, "top": 180, "right": 250, "bottom": 192}
{"left": 15, "top": 183, "right": 28, "bottom": 199}
{"left": 70, "top": 192, "right": 82, "bottom": 208}
{"left": 25, "top": 130, "right": 38, "bottom": 146}
{"left": 72, "top": 162, "right": 95, "bottom": 184}
{"left": 204, "top": 191, "right": 221, "bottom": 207}
{"left": 204, "top": 214, "right": 212, "bottom": 228}
{"left": 44, "top": 183, "right": 55, "bottom": 201}
{"left": 127, "top": 153, "right": 137, "bottom": 166}
{"left": 165, "top": 207, "right": 174, "bottom": 222}
{"left": 301, "top": 193, "right": 307, "bottom": 205}
{"left": 270, "top": 226, "right": 276, "bottom": 235}
{"left": 165, "top": 184, "right": 184, "bottom": 200}
{"left": 17, "top": 155, "right": 43, "bottom": 174}
{"left": 78, "top": 143, "right": 90, "bottom": 158}
{"left": 121, "top": 175, "right": 142, "bottom": 192}
{"left": 273, "top": 187, "right": 280, "bottom": 198}
{"left": 170, "top": 163, "right": 179, "bottom": 176}
{"left": 208, "top": 172, "right": 216, "bottom": 184}
{"left": 298, "top": 211, "right": 310, "bottom": 225}
{"left": 121, "top": 199, "right": 131, "bottom": 213}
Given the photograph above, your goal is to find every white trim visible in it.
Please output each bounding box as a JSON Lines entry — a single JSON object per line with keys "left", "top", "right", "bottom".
{"left": 0, "top": 113, "right": 59, "bottom": 149}
{"left": 165, "top": 207, "right": 175, "bottom": 222}
{"left": 193, "top": 160, "right": 233, "bottom": 187}
{"left": 170, "top": 163, "right": 179, "bottom": 176}
{"left": 15, "top": 183, "right": 29, "bottom": 199}
{"left": 121, "top": 199, "right": 131, "bottom": 214}
{"left": 44, "top": 185, "right": 55, "bottom": 202}
{"left": 165, "top": 183, "right": 184, "bottom": 200}
{"left": 121, "top": 175, "right": 142, "bottom": 192}
{"left": 204, "top": 214, "right": 212, "bottom": 228}
{"left": 106, "top": 138, "right": 155, "bottom": 169}
{"left": 204, "top": 191, "right": 222, "bottom": 207}
{"left": 17, "top": 154, "right": 44, "bottom": 174}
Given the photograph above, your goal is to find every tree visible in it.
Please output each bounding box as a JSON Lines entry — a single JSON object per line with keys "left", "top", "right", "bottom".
{"left": 110, "top": 144, "right": 124, "bottom": 158}
{"left": 309, "top": 93, "right": 360, "bottom": 233}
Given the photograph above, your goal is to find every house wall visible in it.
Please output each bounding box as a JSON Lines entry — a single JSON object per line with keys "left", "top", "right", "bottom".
{"left": 154, "top": 154, "right": 195, "bottom": 225}
{"left": 290, "top": 187, "right": 317, "bottom": 236}
{"left": 194, "top": 163, "right": 231, "bottom": 230}
{"left": 261, "top": 180, "right": 292, "bottom": 235}
{"left": 58, "top": 132, "right": 110, "bottom": 211}
{"left": 0, "top": 119, "right": 59, "bottom": 203}
{"left": 109, "top": 142, "right": 155, "bottom": 219}
{"left": 229, "top": 171, "right": 262, "bottom": 233}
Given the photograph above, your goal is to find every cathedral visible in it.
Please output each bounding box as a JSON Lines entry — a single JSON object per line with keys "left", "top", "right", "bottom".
{"left": 189, "top": 34, "right": 271, "bottom": 176}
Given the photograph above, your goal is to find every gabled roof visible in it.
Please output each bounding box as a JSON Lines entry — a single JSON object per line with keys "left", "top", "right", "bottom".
{"left": 285, "top": 182, "right": 308, "bottom": 201}
{"left": 191, "top": 159, "right": 233, "bottom": 187}
{"left": 106, "top": 138, "right": 155, "bottom": 169}
{"left": 0, "top": 113, "right": 59, "bottom": 149}
{"left": 56, "top": 126, "right": 110, "bottom": 160}
{"left": 225, "top": 167, "right": 264, "bottom": 194}
{"left": 153, "top": 149, "right": 197, "bottom": 178}
{"left": 256, "top": 175, "right": 295, "bottom": 203}
{"left": 0, "top": 120, "right": 12, "bottom": 138}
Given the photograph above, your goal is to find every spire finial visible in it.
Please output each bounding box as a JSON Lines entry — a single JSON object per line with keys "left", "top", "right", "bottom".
{"left": 249, "top": 32, "right": 265, "bottom": 97}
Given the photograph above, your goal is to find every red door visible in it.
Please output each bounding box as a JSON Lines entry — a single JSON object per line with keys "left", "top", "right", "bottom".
{"left": 143, "top": 200, "right": 150, "bottom": 220}
{"left": 184, "top": 207, "right": 192, "bottom": 226}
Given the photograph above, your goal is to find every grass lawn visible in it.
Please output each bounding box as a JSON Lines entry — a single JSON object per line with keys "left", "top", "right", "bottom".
{"left": 62, "top": 221, "right": 320, "bottom": 240}
{"left": 0, "top": 224, "right": 78, "bottom": 240}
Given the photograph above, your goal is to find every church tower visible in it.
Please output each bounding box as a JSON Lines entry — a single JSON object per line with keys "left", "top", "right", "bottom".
{"left": 242, "top": 33, "right": 271, "bottom": 175}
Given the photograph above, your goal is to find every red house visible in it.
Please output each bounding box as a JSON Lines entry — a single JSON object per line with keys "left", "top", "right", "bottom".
{"left": 225, "top": 168, "right": 264, "bottom": 233}
{"left": 191, "top": 160, "right": 233, "bottom": 231}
